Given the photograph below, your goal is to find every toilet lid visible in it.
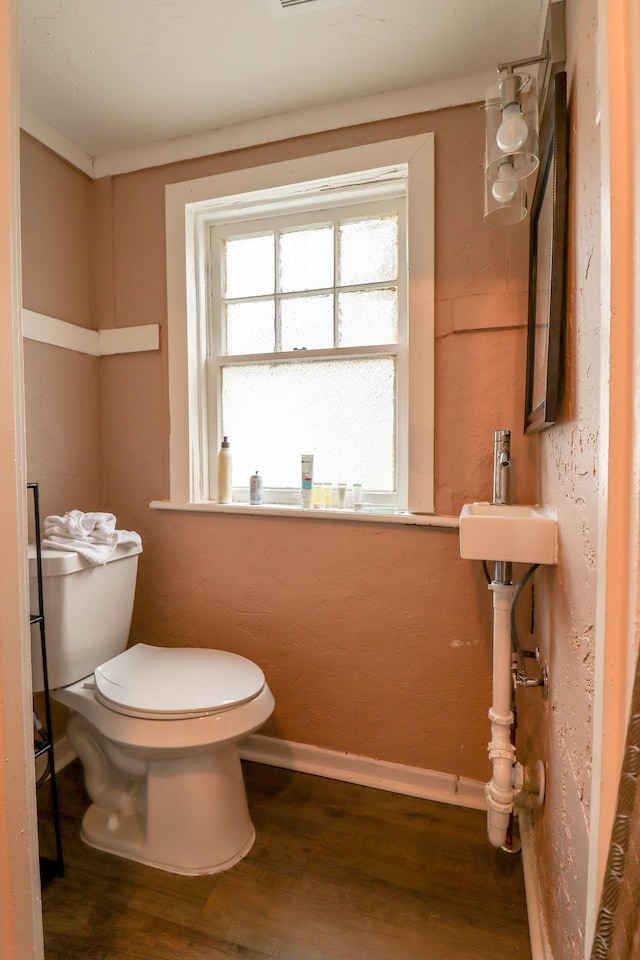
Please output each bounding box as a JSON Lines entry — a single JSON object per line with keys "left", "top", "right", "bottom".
{"left": 94, "top": 643, "right": 266, "bottom": 719}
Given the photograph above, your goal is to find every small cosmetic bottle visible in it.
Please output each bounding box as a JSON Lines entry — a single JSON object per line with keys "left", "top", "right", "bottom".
{"left": 250, "top": 471, "right": 263, "bottom": 505}
{"left": 217, "top": 436, "right": 232, "bottom": 504}
{"left": 301, "top": 454, "right": 314, "bottom": 508}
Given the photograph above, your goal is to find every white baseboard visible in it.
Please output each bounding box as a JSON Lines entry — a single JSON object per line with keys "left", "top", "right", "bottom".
{"left": 238, "top": 734, "right": 487, "bottom": 810}
{"left": 53, "top": 731, "right": 486, "bottom": 809}
{"left": 518, "top": 806, "right": 554, "bottom": 960}
{"left": 51, "top": 735, "right": 76, "bottom": 773}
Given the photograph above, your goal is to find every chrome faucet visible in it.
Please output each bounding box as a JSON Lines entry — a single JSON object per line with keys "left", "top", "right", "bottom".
{"left": 492, "top": 429, "right": 512, "bottom": 585}
{"left": 492, "top": 429, "right": 511, "bottom": 506}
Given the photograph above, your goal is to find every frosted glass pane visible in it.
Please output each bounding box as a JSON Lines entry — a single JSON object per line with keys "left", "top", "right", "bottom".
{"left": 221, "top": 357, "right": 395, "bottom": 491}
{"left": 224, "top": 235, "right": 274, "bottom": 298}
{"left": 338, "top": 288, "right": 397, "bottom": 347}
{"left": 338, "top": 217, "right": 398, "bottom": 286}
{"left": 225, "top": 301, "right": 275, "bottom": 355}
{"left": 280, "top": 295, "right": 334, "bottom": 351}
{"left": 279, "top": 226, "right": 334, "bottom": 293}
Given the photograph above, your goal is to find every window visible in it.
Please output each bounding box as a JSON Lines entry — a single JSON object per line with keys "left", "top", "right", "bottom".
{"left": 165, "top": 135, "right": 434, "bottom": 515}
{"left": 210, "top": 194, "right": 404, "bottom": 505}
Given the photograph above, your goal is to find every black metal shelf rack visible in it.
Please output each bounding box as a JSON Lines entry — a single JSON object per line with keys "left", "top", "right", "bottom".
{"left": 28, "top": 482, "right": 64, "bottom": 885}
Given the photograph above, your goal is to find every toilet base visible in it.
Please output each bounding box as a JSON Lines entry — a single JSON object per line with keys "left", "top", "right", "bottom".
{"left": 81, "top": 806, "right": 256, "bottom": 876}
{"left": 68, "top": 711, "right": 258, "bottom": 875}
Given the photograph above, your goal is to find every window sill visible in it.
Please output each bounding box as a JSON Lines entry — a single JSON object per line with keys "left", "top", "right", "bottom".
{"left": 149, "top": 499, "right": 459, "bottom": 528}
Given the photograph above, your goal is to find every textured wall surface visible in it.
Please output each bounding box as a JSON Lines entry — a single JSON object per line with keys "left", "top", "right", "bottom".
{"left": 22, "top": 105, "right": 532, "bottom": 781}
{"left": 518, "top": 1, "right": 601, "bottom": 956}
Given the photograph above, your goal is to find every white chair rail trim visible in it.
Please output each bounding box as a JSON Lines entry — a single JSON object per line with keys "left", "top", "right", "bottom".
{"left": 22, "top": 309, "right": 159, "bottom": 356}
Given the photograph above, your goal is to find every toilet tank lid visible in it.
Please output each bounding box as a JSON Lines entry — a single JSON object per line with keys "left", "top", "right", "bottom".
{"left": 94, "top": 643, "right": 266, "bottom": 719}
{"left": 28, "top": 541, "right": 143, "bottom": 577}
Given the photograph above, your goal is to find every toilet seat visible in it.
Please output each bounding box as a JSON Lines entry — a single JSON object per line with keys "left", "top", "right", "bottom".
{"left": 94, "top": 643, "right": 265, "bottom": 720}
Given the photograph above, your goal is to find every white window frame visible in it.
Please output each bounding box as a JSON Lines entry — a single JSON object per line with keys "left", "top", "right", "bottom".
{"left": 209, "top": 193, "right": 406, "bottom": 506}
{"left": 165, "top": 134, "right": 434, "bottom": 514}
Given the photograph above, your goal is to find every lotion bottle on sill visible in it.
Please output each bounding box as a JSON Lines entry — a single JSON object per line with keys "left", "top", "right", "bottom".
{"left": 217, "top": 436, "right": 232, "bottom": 503}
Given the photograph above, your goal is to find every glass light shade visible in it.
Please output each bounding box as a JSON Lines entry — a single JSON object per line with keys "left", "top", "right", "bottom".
{"left": 483, "top": 174, "right": 527, "bottom": 226}
{"left": 485, "top": 72, "right": 539, "bottom": 183}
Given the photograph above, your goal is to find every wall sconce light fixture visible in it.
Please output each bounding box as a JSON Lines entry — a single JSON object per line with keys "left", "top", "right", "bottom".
{"left": 483, "top": 58, "right": 546, "bottom": 226}
{"left": 483, "top": 1, "right": 566, "bottom": 226}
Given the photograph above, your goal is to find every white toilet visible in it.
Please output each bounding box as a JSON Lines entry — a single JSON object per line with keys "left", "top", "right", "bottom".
{"left": 29, "top": 541, "right": 275, "bottom": 876}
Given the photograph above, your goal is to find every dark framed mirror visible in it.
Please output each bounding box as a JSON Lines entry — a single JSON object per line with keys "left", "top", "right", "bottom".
{"left": 524, "top": 70, "right": 569, "bottom": 434}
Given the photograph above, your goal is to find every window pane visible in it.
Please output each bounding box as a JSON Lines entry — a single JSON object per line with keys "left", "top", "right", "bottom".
{"left": 280, "top": 294, "right": 334, "bottom": 351}
{"left": 224, "top": 235, "right": 274, "bottom": 298}
{"left": 221, "top": 357, "right": 395, "bottom": 492}
{"left": 338, "top": 288, "right": 398, "bottom": 347}
{"left": 338, "top": 216, "right": 398, "bottom": 286}
{"left": 279, "top": 226, "right": 334, "bottom": 293}
{"left": 225, "top": 301, "right": 275, "bottom": 355}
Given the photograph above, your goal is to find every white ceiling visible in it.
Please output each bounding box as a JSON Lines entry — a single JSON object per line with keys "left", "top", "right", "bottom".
{"left": 20, "top": 0, "right": 547, "bottom": 164}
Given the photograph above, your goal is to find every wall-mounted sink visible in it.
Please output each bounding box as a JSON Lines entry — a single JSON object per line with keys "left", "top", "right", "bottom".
{"left": 459, "top": 502, "right": 558, "bottom": 565}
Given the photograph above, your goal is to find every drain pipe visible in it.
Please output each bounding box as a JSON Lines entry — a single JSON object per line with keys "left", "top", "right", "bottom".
{"left": 485, "top": 430, "right": 547, "bottom": 848}
{"left": 487, "top": 579, "right": 518, "bottom": 846}
{"left": 486, "top": 431, "right": 516, "bottom": 846}
{"left": 486, "top": 574, "right": 548, "bottom": 848}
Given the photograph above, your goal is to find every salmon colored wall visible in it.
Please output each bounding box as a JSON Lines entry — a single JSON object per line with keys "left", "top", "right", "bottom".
{"left": 20, "top": 134, "right": 94, "bottom": 329}
{"left": 21, "top": 133, "right": 103, "bottom": 524}
{"left": 21, "top": 105, "right": 533, "bottom": 782}
{"left": 23, "top": 340, "right": 103, "bottom": 522}
{"left": 20, "top": 133, "right": 104, "bottom": 743}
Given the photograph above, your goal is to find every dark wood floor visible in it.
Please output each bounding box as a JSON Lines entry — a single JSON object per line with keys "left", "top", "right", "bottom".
{"left": 38, "top": 760, "right": 531, "bottom": 960}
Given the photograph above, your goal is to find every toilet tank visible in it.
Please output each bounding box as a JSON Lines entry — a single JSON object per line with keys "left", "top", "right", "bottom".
{"left": 29, "top": 543, "right": 142, "bottom": 692}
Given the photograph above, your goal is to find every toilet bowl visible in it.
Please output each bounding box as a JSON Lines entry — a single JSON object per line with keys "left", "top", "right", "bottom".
{"left": 55, "top": 644, "right": 275, "bottom": 874}
{"left": 29, "top": 542, "right": 275, "bottom": 875}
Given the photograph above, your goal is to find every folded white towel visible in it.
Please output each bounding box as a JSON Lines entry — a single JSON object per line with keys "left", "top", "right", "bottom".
{"left": 42, "top": 510, "right": 142, "bottom": 565}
